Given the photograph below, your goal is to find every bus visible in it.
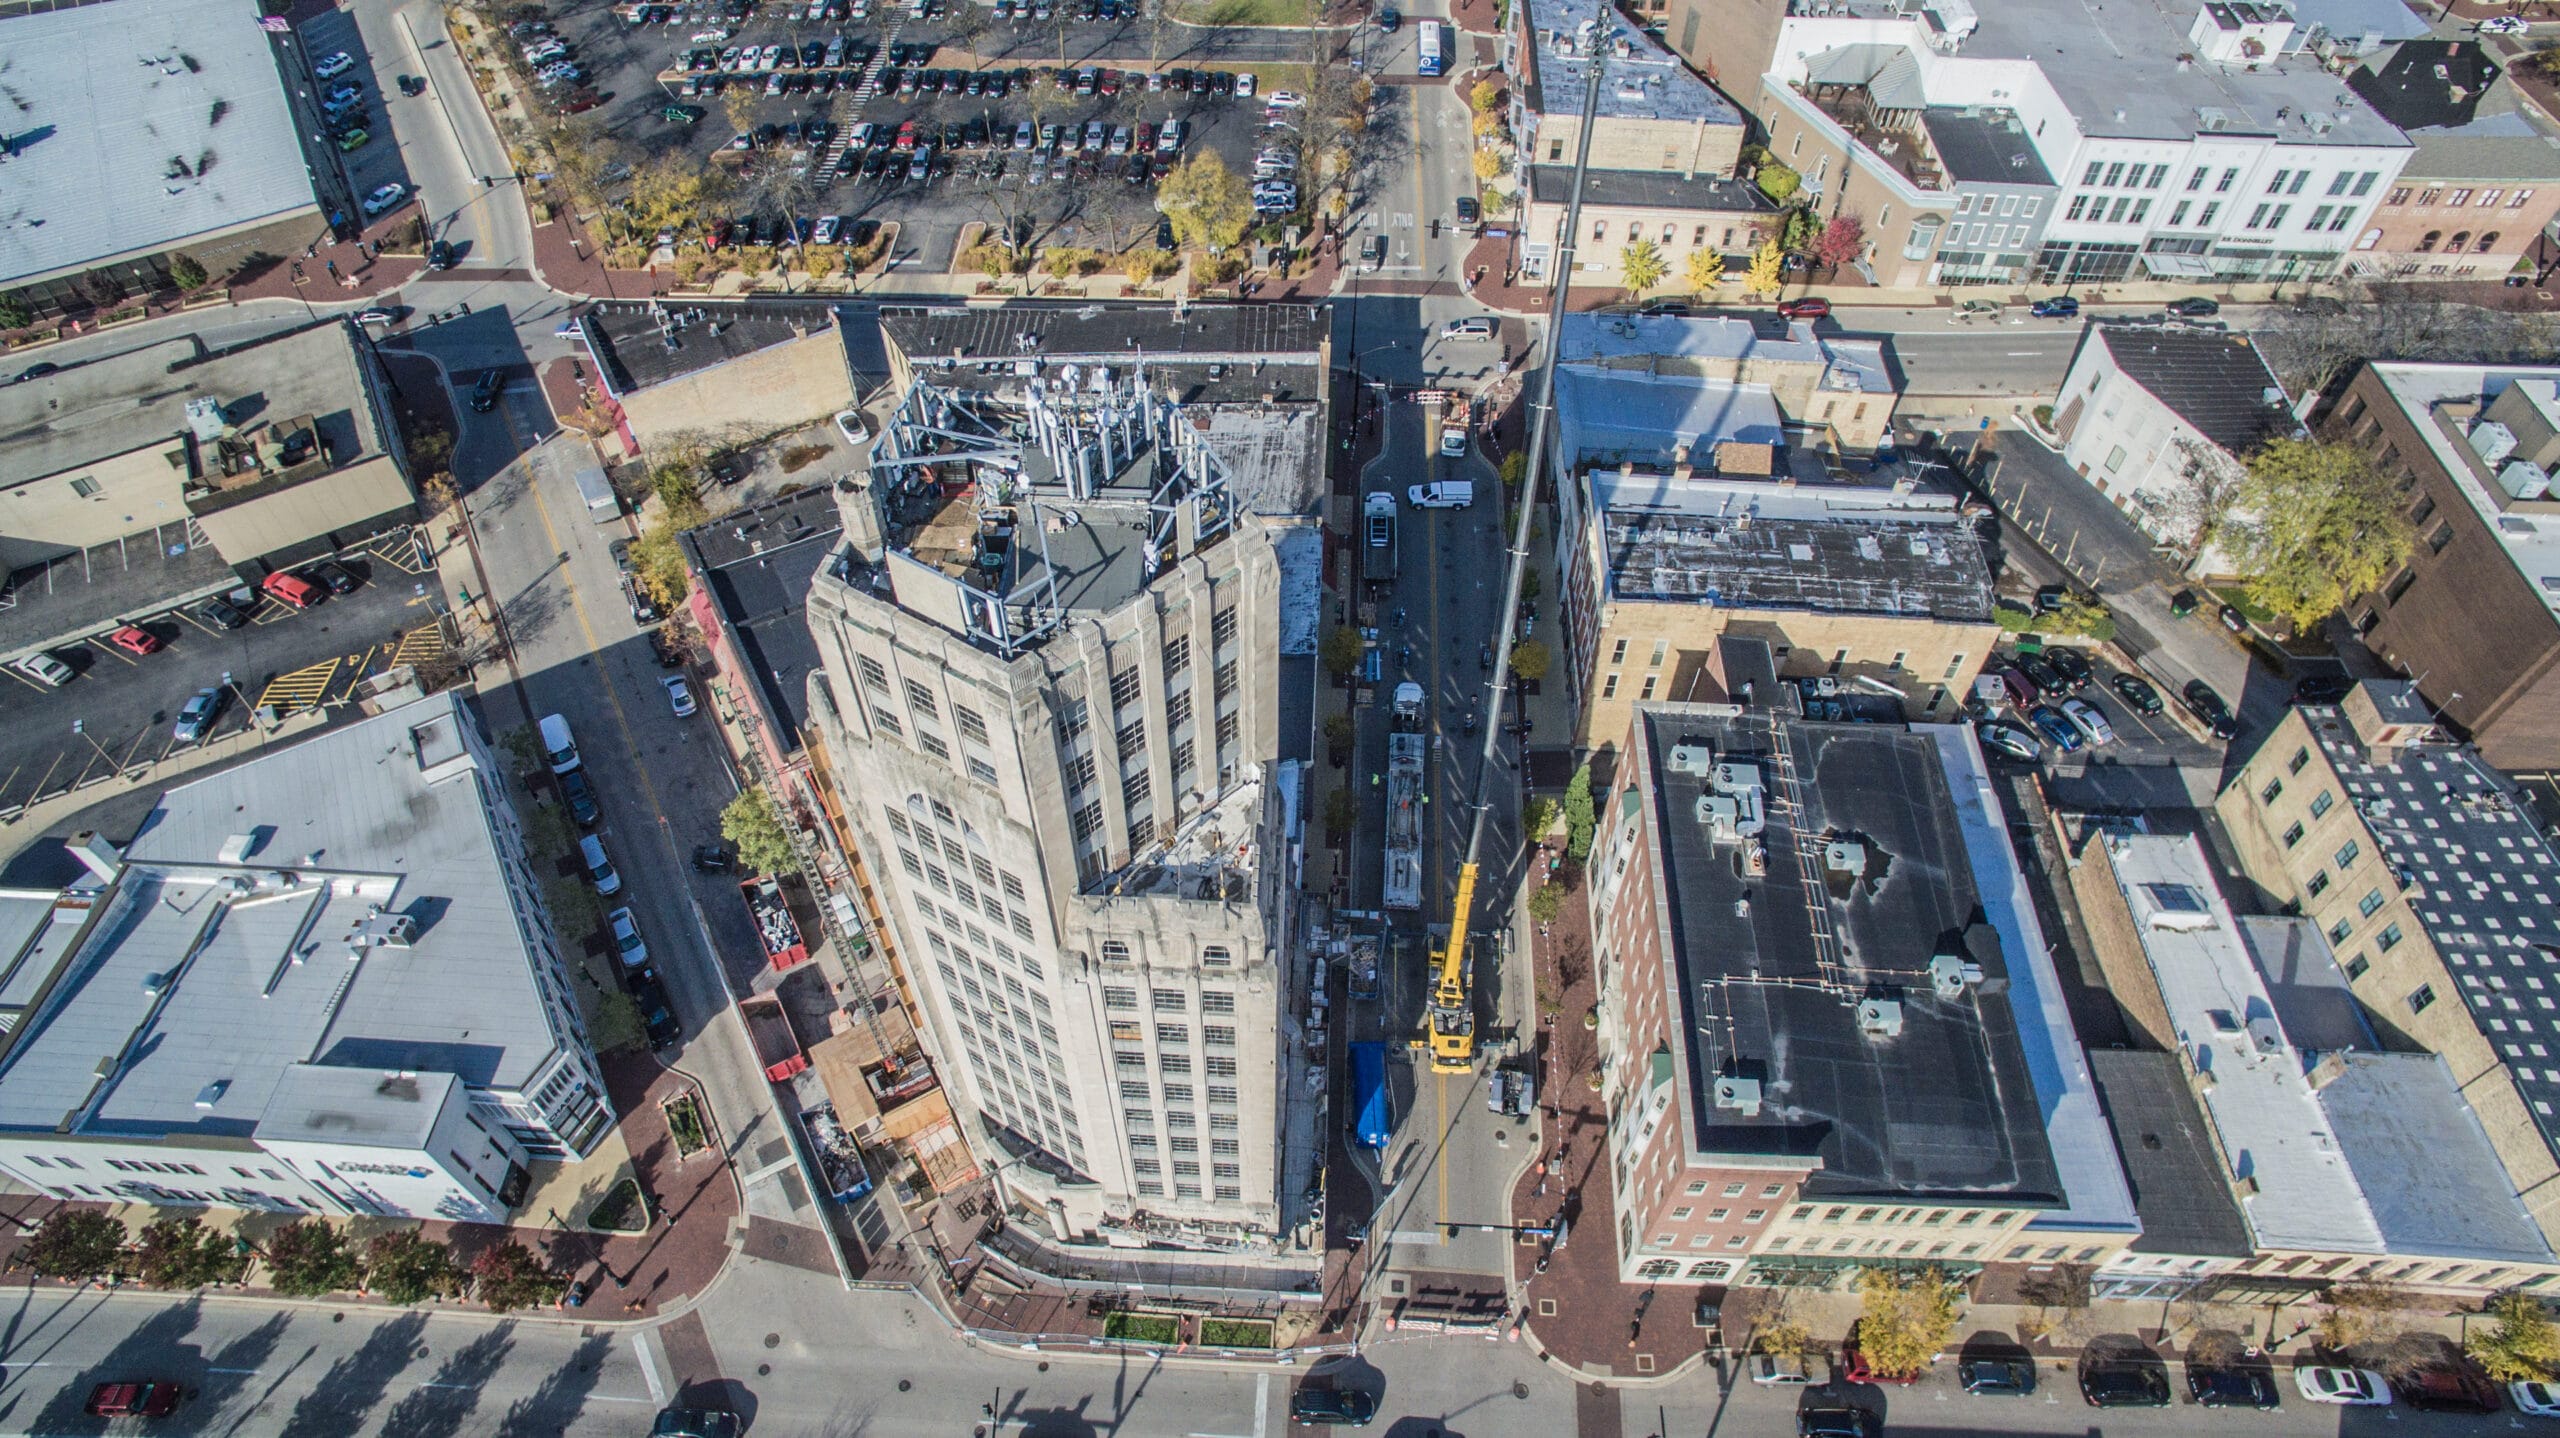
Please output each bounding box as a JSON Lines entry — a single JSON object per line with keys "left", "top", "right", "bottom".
{"left": 1417, "top": 20, "right": 1444, "bottom": 76}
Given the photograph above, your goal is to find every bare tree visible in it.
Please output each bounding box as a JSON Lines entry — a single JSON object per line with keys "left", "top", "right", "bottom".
{"left": 2124, "top": 435, "right": 2250, "bottom": 573}
{"left": 2255, "top": 282, "right": 2557, "bottom": 396}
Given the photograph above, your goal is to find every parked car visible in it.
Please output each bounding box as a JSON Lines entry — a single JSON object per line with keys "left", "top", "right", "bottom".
{"left": 1776, "top": 296, "right": 1831, "bottom": 319}
{"left": 2043, "top": 645, "right": 2094, "bottom": 692}
{"left": 2079, "top": 1363, "right": 2171, "bottom": 1407}
{"left": 2030, "top": 296, "right": 2081, "bottom": 318}
{"left": 261, "top": 571, "right": 323, "bottom": 608}
{"left": 630, "top": 966, "right": 682, "bottom": 1050}
{"left": 2295, "top": 1367, "right": 2392, "bottom": 1407}
{"left": 360, "top": 183, "right": 408, "bottom": 217}
{"left": 173, "top": 688, "right": 221, "bottom": 745}
{"left": 470, "top": 369, "right": 506, "bottom": 412}
{"left": 2186, "top": 1364, "right": 2280, "bottom": 1409}
{"left": 2060, "top": 697, "right": 2116, "bottom": 746}
{"left": 109, "top": 625, "right": 163, "bottom": 656}
{"left": 1794, "top": 1407, "right": 1876, "bottom": 1438}
{"left": 1841, "top": 1335, "right": 1924, "bottom": 1385}
{"left": 2167, "top": 296, "right": 2221, "bottom": 316}
{"left": 2399, "top": 1365, "right": 2501, "bottom": 1413}
{"left": 86, "top": 1382, "right": 184, "bottom": 1418}
{"left": 2292, "top": 673, "right": 2355, "bottom": 704}
{"left": 1957, "top": 1354, "right": 2036, "bottom": 1396}
{"left": 581, "top": 834, "right": 623, "bottom": 896}
{"left": 607, "top": 905, "right": 649, "bottom": 968}
{"left": 1976, "top": 720, "right": 2042, "bottom": 763}
{"left": 2029, "top": 705, "right": 2086, "bottom": 753}
{"left": 2512, "top": 1379, "right": 2560, "bottom": 1416}
{"left": 11, "top": 652, "right": 72, "bottom": 687}
{"left": 2218, "top": 601, "right": 2250, "bottom": 633}
{"left": 314, "top": 50, "right": 357, "bottom": 79}
{"left": 1456, "top": 195, "right": 1480, "bottom": 226}
{"left": 1287, "top": 1386, "right": 1376, "bottom": 1426}
{"left": 664, "top": 674, "right": 698, "bottom": 718}
{"left": 2182, "top": 679, "right": 2237, "bottom": 740}
{"left": 2017, "top": 654, "right": 2065, "bottom": 695}
{"left": 195, "top": 597, "right": 248, "bottom": 630}
{"left": 559, "top": 766, "right": 600, "bottom": 826}
{"left": 2109, "top": 671, "right": 2165, "bottom": 714}
{"left": 1747, "top": 1352, "right": 1814, "bottom": 1385}
{"left": 1989, "top": 662, "right": 2038, "bottom": 709}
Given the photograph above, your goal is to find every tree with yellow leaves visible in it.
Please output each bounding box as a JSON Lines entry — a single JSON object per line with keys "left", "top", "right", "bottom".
{"left": 1685, "top": 246, "right": 1727, "bottom": 296}
{"left": 1743, "top": 239, "right": 1785, "bottom": 297}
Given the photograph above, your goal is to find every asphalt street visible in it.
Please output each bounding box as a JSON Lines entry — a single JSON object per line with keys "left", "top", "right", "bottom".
{"left": 2, "top": 1270, "right": 2544, "bottom": 1437}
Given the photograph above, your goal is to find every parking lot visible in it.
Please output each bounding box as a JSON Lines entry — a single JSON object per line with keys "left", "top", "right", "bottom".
{"left": 536, "top": 0, "right": 1301, "bottom": 267}
{"left": 0, "top": 536, "right": 445, "bottom": 817}
{"left": 293, "top": 10, "right": 426, "bottom": 235}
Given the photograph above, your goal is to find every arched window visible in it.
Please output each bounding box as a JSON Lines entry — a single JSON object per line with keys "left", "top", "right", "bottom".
{"left": 2478, "top": 232, "right": 2501, "bottom": 252}
{"left": 2416, "top": 230, "right": 2441, "bottom": 252}
{"left": 2449, "top": 231, "right": 2472, "bottom": 252}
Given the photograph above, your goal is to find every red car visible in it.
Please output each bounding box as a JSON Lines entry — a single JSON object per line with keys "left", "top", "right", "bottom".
{"left": 108, "top": 625, "right": 162, "bottom": 656}
{"left": 1776, "top": 296, "right": 1832, "bottom": 319}
{"left": 86, "top": 1380, "right": 184, "bottom": 1418}
{"left": 261, "top": 571, "right": 323, "bottom": 609}
{"left": 1842, "top": 1337, "right": 1927, "bottom": 1385}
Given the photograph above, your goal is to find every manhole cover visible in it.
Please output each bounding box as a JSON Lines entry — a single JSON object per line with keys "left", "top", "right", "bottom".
{"left": 764, "top": 1332, "right": 781, "bottom": 1349}
{"left": 899, "top": 1380, "right": 912, "bottom": 1392}
{"left": 756, "top": 1363, "right": 771, "bottom": 1377}
{"left": 1513, "top": 1381, "right": 1529, "bottom": 1400}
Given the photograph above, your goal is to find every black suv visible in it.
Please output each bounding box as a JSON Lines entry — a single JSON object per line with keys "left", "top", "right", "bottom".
{"left": 2079, "top": 1363, "right": 2170, "bottom": 1408}
{"left": 1957, "top": 1354, "right": 2036, "bottom": 1396}
{"left": 1286, "top": 1388, "right": 1375, "bottom": 1427}
{"left": 2042, "top": 645, "right": 2094, "bottom": 693}
{"left": 2182, "top": 679, "right": 2238, "bottom": 740}
{"left": 2186, "top": 1365, "right": 2280, "bottom": 1409}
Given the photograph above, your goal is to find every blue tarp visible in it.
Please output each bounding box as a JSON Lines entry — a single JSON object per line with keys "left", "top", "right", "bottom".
{"left": 1351, "top": 1042, "right": 1391, "bottom": 1150}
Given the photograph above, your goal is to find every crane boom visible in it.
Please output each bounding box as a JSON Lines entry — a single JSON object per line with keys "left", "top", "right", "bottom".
{"left": 1425, "top": 861, "right": 1479, "bottom": 1071}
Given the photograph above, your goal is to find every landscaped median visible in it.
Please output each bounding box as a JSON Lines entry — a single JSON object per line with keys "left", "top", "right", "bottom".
{"left": 1096, "top": 1310, "right": 1280, "bottom": 1352}
{"left": 8, "top": 1208, "right": 577, "bottom": 1314}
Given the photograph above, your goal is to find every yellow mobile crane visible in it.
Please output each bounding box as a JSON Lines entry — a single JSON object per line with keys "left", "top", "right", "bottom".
{"left": 1424, "top": 862, "right": 1479, "bottom": 1072}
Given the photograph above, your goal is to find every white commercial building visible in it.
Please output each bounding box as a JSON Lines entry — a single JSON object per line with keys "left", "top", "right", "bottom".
{"left": 0, "top": 694, "right": 612, "bottom": 1223}
{"left": 1756, "top": 0, "right": 2413, "bottom": 285}
{"left": 2051, "top": 321, "right": 2299, "bottom": 576}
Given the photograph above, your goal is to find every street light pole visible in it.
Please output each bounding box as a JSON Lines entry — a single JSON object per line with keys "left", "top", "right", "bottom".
{"left": 70, "top": 720, "right": 115, "bottom": 772}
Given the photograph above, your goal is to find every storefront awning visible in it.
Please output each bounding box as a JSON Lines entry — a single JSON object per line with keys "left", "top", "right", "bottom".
{"left": 2140, "top": 253, "right": 2216, "bottom": 278}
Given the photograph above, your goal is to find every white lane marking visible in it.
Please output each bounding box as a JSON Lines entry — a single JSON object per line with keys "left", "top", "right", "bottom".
{"left": 633, "top": 1329, "right": 669, "bottom": 1406}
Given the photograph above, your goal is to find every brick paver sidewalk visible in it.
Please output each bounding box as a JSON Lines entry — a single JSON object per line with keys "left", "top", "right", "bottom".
{"left": 1506, "top": 851, "right": 1706, "bottom": 1379}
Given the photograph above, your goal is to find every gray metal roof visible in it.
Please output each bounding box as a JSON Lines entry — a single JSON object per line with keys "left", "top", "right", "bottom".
{"left": 1957, "top": 0, "right": 2409, "bottom": 147}
{"left": 0, "top": 0, "right": 319, "bottom": 286}
{"left": 2086, "top": 1049, "right": 2255, "bottom": 1258}
{"left": 0, "top": 325, "right": 387, "bottom": 492}
{"left": 2316, "top": 1050, "right": 2555, "bottom": 1263}
{"left": 256, "top": 1063, "right": 454, "bottom": 1150}
{"left": 0, "top": 694, "right": 571, "bottom": 1143}
{"left": 1642, "top": 707, "right": 2065, "bottom": 1205}
{"left": 2303, "top": 711, "right": 2560, "bottom": 1164}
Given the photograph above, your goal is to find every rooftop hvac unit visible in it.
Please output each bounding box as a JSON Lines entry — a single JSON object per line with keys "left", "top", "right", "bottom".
{"left": 1666, "top": 742, "right": 1716, "bottom": 776}
{"left": 2500, "top": 460, "right": 2551, "bottom": 501}
{"left": 1714, "top": 1075, "right": 1763, "bottom": 1116}
{"left": 1858, "top": 997, "right": 1904, "bottom": 1038}
{"left": 1929, "top": 952, "right": 1983, "bottom": 998}
{"left": 1825, "top": 840, "right": 1867, "bottom": 875}
{"left": 2470, "top": 419, "right": 2518, "bottom": 467}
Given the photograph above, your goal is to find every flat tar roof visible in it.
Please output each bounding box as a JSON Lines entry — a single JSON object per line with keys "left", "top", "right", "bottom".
{"left": 2086, "top": 1049, "right": 2254, "bottom": 1258}
{"left": 1642, "top": 706, "right": 2064, "bottom": 1205}
{"left": 1527, "top": 166, "right": 1777, "bottom": 215}
{"left": 0, "top": 0, "right": 319, "bottom": 287}
{"left": 0, "top": 695, "right": 570, "bottom": 1144}
{"left": 682, "top": 485, "right": 842, "bottom": 753}
{"left": 582, "top": 300, "right": 841, "bottom": 398}
{"left": 1919, "top": 108, "right": 2057, "bottom": 187}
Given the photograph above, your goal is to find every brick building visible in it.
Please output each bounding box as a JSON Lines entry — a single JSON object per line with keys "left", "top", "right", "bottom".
{"left": 1585, "top": 703, "right": 2130, "bottom": 1289}
{"left": 2346, "top": 41, "right": 2560, "bottom": 280}
{"left": 2317, "top": 361, "right": 2560, "bottom": 769}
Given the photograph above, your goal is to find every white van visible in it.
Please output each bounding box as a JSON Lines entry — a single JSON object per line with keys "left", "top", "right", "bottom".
{"left": 579, "top": 833, "right": 622, "bottom": 895}
{"left": 539, "top": 713, "right": 581, "bottom": 774}
{"left": 1407, "top": 481, "right": 1474, "bottom": 509}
